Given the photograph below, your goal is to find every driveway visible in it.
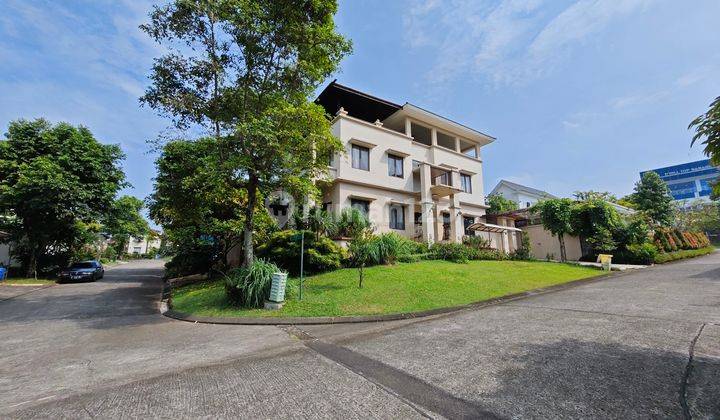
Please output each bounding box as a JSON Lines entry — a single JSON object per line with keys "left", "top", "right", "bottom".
{"left": 2, "top": 255, "right": 719, "bottom": 418}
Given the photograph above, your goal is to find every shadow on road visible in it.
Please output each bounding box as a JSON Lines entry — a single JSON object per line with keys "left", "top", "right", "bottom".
{"left": 483, "top": 338, "right": 719, "bottom": 418}
{"left": 0, "top": 260, "right": 168, "bottom": 330}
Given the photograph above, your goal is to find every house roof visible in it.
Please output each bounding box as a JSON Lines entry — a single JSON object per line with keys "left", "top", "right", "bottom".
{"left": 489, "top": 180, "right": 558, "bottom": 199}
{"left": 315, "top": 81, "right": 494, "bottom": 145}
{"left": 315, "top": 80, "right": 401, "bottom": 123}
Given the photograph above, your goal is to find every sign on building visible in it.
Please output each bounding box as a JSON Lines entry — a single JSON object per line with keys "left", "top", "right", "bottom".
{"left": 640, "top": 159, "right": 719, "bottom": 201}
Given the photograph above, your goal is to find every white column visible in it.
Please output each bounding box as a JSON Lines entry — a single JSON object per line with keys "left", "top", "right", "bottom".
{"left": 454, "top": 137, "right": 461, "bottom": 153}
{"left": 419, "top": 163, "right": 435, "bottom": 244}
{"left": 405, "top": 118, "right": 412, "bottom": 137}
{"left": 431, "top": 128, "right": 438, "bottom": 146}
{"left": 449, "top": 194, "right": 463, "bottom": 243}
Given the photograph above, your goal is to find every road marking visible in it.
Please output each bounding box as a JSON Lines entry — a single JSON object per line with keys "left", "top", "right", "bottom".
{"left": 280, "top": 326, "right": 501, "bottom": 419}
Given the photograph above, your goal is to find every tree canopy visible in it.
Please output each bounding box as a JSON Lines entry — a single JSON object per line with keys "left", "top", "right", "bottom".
{"left": 532, "top": 198, "right": 574, "bottom": 261}
{"left": 632, "top": 171, "right": 674, "bottom": 226}
{"left": 0, "top": 119, "right": 126, "bottom": 275}
{"left": 103, "top": 196, "right": 150, "bottom": 256}
{"left": 142, "top": 0, "right": 352, "bottom": 267}
{"left": 573, "top": 190, "right": 617, "bottom": 202}
{"left": 486, "top": 194, "right": 518, "bottom": 215}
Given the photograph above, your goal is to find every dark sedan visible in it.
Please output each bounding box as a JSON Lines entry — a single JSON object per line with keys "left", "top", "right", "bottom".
{"left": 58, "top": 261, "right": 104, "bottom": 283}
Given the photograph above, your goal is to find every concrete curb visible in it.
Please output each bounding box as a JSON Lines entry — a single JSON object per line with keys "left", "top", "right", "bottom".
{"left": 160, "top": 267, "right": 638, "bottom": 325}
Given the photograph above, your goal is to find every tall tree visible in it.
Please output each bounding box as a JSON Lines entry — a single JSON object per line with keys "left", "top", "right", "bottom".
{"left": 103, "top": 196, "right": 150, "bottom": 256}
{"left": 532, "top": 198, "right": 574, "bottom": 262}
{"left": 633, "top": 171, "right": 674, "bottom": 226}
{"left": 147, "top": 137, "right": 276, "bottom": 268}
{"left": 570, "top": 199, "right": 621, "bottom": 252}
{"left": 142, "top": 0, "right": 351, "bottom": 267}
{"left": 486, "top": 194, "right": 518, "bottom": 215}
{"left": 0, "top": 119, "right": 126, "bottom": 276}
{"left": 573, "top": 190, "right": 617, "bottom": 202}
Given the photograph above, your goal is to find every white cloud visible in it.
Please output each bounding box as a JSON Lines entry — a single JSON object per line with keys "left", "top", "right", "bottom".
{"left": 610, "top": 89, "right": 670, "bottom": 109}
{"left": 403, "top": 0, "right": 657, "bottom": 87}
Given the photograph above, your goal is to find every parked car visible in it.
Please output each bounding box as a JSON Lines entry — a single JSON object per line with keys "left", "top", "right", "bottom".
{"left": 58, "top": 260, "right": 104, "bottom": 283}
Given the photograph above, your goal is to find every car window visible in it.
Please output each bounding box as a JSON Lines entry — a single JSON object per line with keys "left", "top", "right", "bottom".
{"left": 70, "top": 262, "right": 94, "bottom": 269}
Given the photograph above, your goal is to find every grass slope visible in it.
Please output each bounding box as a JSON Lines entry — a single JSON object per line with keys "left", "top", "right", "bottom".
{"left": 172, "top": 260, "right": 601, "bottom": 318}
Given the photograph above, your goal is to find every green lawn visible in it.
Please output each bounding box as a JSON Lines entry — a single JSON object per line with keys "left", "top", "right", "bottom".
{"left": 1, "top": 278, "right": 56, "bottom": 285}
{"left": 171, "top": 260, "right": 602, "bottom": 318}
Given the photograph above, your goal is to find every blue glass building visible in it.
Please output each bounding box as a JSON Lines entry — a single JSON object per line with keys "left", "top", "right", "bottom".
{"left": 641, "top": 159, "right": 719, "bottom": 201}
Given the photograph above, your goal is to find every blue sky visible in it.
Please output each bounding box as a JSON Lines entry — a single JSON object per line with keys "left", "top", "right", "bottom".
{"left": 2, "top": 0, "right": 720, "bottom": 209}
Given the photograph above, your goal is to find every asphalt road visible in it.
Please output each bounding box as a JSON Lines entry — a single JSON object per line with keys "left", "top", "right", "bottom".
{"left": 1, "top": 255, "right": 719, "bottom": 419}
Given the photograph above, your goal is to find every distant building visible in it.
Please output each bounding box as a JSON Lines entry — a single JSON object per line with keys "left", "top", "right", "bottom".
{"left": 641, "top": 159, "right": 719, "bottom": 201}
{"left": 489, "top": 180, "right": 557, "bottom": 209}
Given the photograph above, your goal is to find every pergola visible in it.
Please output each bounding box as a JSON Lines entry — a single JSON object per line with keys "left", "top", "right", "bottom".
{"left": 466, "top": 222, "right": 521, "bottom": 233}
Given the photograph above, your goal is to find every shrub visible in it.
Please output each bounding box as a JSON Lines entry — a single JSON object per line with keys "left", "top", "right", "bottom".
{"left": 397, "top": 253, "right": 430, "bottom": 263}
{"left": 430, "top": 243, "right": 472, "bottom": 263}
{"left": 101, "top": 246, "right": 118, "bottom": 261}
{"left": 509, "top": 232, "right": 532, "bottom": 260}
{"left": 224, "top": 259, "right": 283, "bottom": 307}
{"left": 368, "top": 232, "right": 415, "bottom": 265}
{"left": 256, "top": 230, "right": 346, "bottom": 276}
{"left": 335, "top": 208, "right": 372, "bottom": 239}
{"left": 164, "top": 248, "right": 215, "bottom": 279}
{"left": 463, "top": 235, "right": 491, "bottom": 250}
{"left": 474, "top": 249, "right": 508, "bottom": 261}
{"left": 624, "top": 243, "right": 658, "bottom": 265}
{"left": 348, "top": 232, "right": 375, "bottom": 288}
{"left": 654, "top": 247, "right": 715, "bottom": 264}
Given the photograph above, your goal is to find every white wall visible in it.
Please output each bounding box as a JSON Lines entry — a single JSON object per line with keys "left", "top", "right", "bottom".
{"left": 523, "top": 225, "right": 582, "bottom": 261}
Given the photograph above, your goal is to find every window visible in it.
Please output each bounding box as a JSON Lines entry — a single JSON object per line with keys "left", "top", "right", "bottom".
{"left": 133, "top": 247, "right": 142, "bottom": 254}
{"left": 414, "top": 212, "right": 422, "bottom": 226}
{"left": 388, "top": 154, "right": 404, "bottom": 178}
{"left": 460, "top": 174, "right": 472, "bottom": 193}
{"left": 350, "top": 199, "right": 370, "bottom": 215}
{"left": 463, "top": 216, "right": 475, "bottom": 236}
{"left": 351, "top": 144, "right": 369, "bottom": 171}
{"left": 526, "top": 201, "right": 531, "bottom": 208}
{"left": 322, "top": 202, "right": 331, "bottom": 211}
{"left": 389, "top": 205, "right": 405, "bottom": 230}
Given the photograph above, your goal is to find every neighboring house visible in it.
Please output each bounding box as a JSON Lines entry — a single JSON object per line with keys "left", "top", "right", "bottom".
{"left": 306, "top": 81, "right": 505, "bottom": 245}
{"left": 489, "top": 179, "right": 557, "bottom": 209}
{"left": 489, "top": 181, "right": 635, "bottom": 261}
{"left": 126, "top": 232, "right": 162, "bottom": 255}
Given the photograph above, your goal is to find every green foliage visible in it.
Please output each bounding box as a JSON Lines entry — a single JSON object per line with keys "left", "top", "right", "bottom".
{"left": 532, "top": 198, "right": 574, "bottom": 262}
{"left": 573, "top": 190, "right": 617, "bottom": 202}
{"left": 622, "top": 243, "right": 658, "bottom": 265}
{"left": 473, "top": 248, "right": 508, "bottom": 261}
{"left": 148, "top": 138, "right": 278, "bottom": 269}
{"left": 0, "top": 119, "right": 126, "bottom": 276}
{"left": 509, "top": 232, "right": 532, "bottom": 260}
{"left": 334, "top": 207, "right": 372, "bottom": 239}
{"left": 689, "top": 96, "right": 720, "bottom": 197}
{"left": 632, "top": 171, "right": 674, "bottom": 226}
{"left": 654, "top": 247, "right": 715, "bottom": 264}
{"left": 571, "top": 199, "right": 621, "bottom": 252}
{"left": 141, "top": 0, "right": 352, "bottom": 267}
{"left": 224, "top": 259, "right": 283, "bottom": 307}
{"left": 348, "top": 232, "right": 375, "bottom": 288}
{"left": 367, "top": 232, "right": 416, "bottom": 265}
{"left": 463, "top": 235, "right": 492, "bottom": 249}
{"left": 430, "top": 242, "right": 472, "bottom": 263}
{"left": 104, "top": 196, "right": 150, "bottom": 256}
{"left": 486, "top": 194, "right": 518, "bottom": 215}
{"left": 256, "top": 230, "right": 346, "bottom": 276}
{"left": 164, "top": 247, "right": 216, "bottom": 279}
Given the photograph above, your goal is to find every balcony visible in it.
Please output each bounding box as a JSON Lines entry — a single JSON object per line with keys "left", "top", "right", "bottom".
{"left": 430, "top": 170, "right": 462, "bottom": 198}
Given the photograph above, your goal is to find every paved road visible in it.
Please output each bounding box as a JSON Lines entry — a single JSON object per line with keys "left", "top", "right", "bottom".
{"left": 2, "top": 255, "right": 719, "bottom": 418}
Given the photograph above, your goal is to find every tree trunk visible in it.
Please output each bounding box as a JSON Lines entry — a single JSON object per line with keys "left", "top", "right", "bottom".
{"left": 558, "top": 233, "right": 567, "bottom": 262}
{"left": 358, "top": 265, "right": 364, "bottom": 288}
{"left": 26, "top": 244, "right": 37, "bottom": 278}
{"left": 243, "top": 176, "right": 258, "bottom": 267}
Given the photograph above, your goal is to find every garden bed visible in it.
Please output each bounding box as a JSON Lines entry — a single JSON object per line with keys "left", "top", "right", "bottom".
{"left": 170, "top": 260, "right": 601, "bottom": 318}
{"left": 654, "top": 246, "right": 715, "bottom": 264}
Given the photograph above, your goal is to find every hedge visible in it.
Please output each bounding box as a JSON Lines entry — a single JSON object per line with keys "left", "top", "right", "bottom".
{"left": 653, "top": 246, "right": 715, "bottom": 264}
